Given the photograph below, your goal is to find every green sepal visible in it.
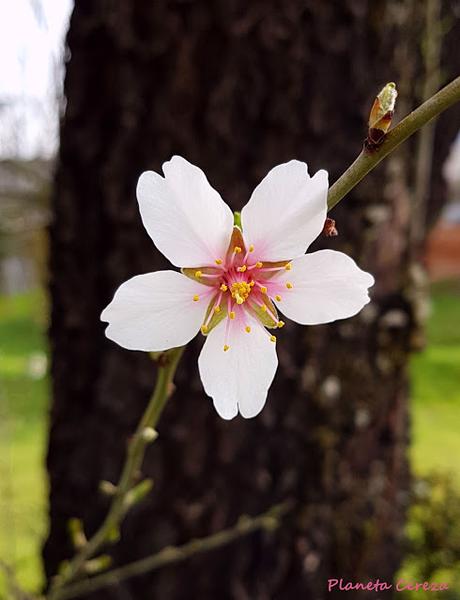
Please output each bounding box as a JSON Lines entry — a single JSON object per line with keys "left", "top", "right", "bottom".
{"left": 249, "top": 296, "right": 279, "bottom": 328}
{"left": 258, "top": 259, "right": 291, "bottom": 280}
{"left": 201, "top": 295, "right": 227, "bottom": 336}
{"left": 225, "top": 226, "right": 246, "bottom": 261}
{"left": 181, "top": 267, "right": 220, "bottom": 287}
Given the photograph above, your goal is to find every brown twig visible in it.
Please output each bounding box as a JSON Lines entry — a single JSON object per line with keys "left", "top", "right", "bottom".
{"left": 50, "top": 502, "right": 292, "bottom": 600}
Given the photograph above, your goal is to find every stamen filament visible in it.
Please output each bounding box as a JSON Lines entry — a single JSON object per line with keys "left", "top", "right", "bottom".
{"left": 195, "top": 271, "right": 222, "bottom": 281}
{"left": 254, "top": 282, "right": 268, "bottom": 294}
{"left": 242, "top": 245, "right": 255, "bottom": 263}
{"left": 261, "top": 301, "right": 279, "bottom": 324}
{"left": 258, "top": 265, "right": 286, "bottom": 273}
{"left": 213, "top": 291, "right": 223, "bottom": 313}
{"left": 192, "top": 287, "right": 215, "bottom": 303}
{"left": 247, "top": 261, "right": 263, "bottom": 271}
{"left": 223, "top": 310, "right": 231, "bottom": 351}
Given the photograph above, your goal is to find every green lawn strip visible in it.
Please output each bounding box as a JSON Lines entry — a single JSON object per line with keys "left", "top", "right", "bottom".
{"left": 399, "top": 280, "right": 460, "bottom": 595}
{"left": 0, "top": 290, "right": 48, "bottom": 594}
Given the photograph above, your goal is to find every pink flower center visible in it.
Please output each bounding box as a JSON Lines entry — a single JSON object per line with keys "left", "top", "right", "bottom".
{"left": 184, "top": 229, "right": 293, "bottom": 351}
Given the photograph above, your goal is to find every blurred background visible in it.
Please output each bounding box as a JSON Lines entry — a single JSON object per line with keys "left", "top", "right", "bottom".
{"left": 0, "top": 1, "right": 459, "bottom": 599}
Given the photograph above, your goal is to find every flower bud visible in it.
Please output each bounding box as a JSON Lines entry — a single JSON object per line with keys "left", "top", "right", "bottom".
{"left": 84, "top": 555, "right": 112, "bottom": 574}
{"left": 367, "top": 82, "right": 398, "bottom": 149}
{"left": 124, "top": 478, "right": 154, "bottom": 508}
{"left": 67, "top": 518, "right": 87, "bottom": 549}
{"left": 99, "top": 480, "right": 117, "bottom": 496}
{"left": 141, "top": 427, "right": 158, "bottom": 442}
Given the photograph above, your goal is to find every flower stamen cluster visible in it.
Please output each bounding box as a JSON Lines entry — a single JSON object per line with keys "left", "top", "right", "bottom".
{"left": 184, "top": 235, "right": 291, "bottom": 351}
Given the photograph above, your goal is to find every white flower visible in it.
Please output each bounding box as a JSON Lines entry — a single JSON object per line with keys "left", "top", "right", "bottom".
{"left": 101, "top": 156, "right": 374, "bottom": 420}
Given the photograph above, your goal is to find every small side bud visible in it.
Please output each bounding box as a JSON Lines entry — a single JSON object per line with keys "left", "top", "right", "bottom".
{"left": 323, "top": 217, "right": 338, "bottom": 237}
{"left": 366, "top": 82, "right": 398, "bottom": 150}
{"left": 124, "top": 478, "right": 154, "bottom": 508}
{"left": 68, "top": 518, "right": 87, "bottom": 549}
{"left": 58, "top": 560, "right": 71, "bottom": 577}
{"left": 99, "top": 480, "right": 117, "bottom": 496}
{"left": 84, "top": 555, "right": 112, "bottom": 575}
{"left": 107, "top": 525, "right": 120, "bottom": 543}
{"left": 141, "top": 427, "right": 158, "bottom": 443}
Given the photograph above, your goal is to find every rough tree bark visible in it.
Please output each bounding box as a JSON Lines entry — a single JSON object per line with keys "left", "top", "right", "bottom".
{"left": 44, "top": 1, "right": 460, "bottom": 599}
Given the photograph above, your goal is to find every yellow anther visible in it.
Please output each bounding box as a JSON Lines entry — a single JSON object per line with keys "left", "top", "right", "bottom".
{"left": 260, "top": 286, "right": 267, "bottom": 294}
{"left": 260, "top": 304, "right": 267, "bottom": 312}
{"left": 249, "top": 244, "right": 254, "bottom": 252}
{"left": 270, "top": 335, "right": 277, "bottom": 343}
{"left": 285, "top": 263, "right": 292, "bottom": 271}
{"left": 245, "top": 326, "right": 251, "bottom": 333}
{"left": 237, "top": 265, "right": 247, "bottom": 273}
{"left": 234, "top": 246, "right": 242, "bottom": 254}
{"left": 215, "top": 258, "right": 223, "bottom": 265}
{"left": 249, "top": 281, "right": 255, "bottom": 287}
{"left": 201, "top": 325, "right": 208, "bottom": 334}
{"left": 286, "top": 282, "right": 293, "bottom": 289}
{"left": 255, "top": 261, "right": 263, "bottom": 268}
{"left": 214, "top": 305, "right": 221, "bottom": 313}
{"left": 220, "top": 284, "right": 228, "bottom": 292}
{"left": 193, "top": 295, "right": 200, "bottom": 302}
{"left": 230, "top": 281, "right": 252, "bottom": 305}
{"left": 277, "top": 320, "right": 285, "bottom": 328}
{"left": 195, "top": 270, "right": 202, "bottom": 278}
{"left": 275, "top": 295, "right": 282, "bottom": 302}
{"left": 223, "top": 344, "right": 230, "bottom": 352}
{"left": 229, "top": 311, "right": 236, "bottom": 320}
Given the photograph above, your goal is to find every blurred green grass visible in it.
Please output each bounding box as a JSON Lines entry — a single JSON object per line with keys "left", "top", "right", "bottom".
{"left": 0, "top": 281, "right": 458, "bottom": 595}
{"left": 410, "top": 280, "right": 460, "bottom": 476}
{"left": 0, "top": 291, "right": 48, "bottom": 594}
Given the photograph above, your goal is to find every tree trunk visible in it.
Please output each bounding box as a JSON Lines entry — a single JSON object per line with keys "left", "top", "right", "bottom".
{"left": 44, "top": 1, "right": 460, "bottom": 598}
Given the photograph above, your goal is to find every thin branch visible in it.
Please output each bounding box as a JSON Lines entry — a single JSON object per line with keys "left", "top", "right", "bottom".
{"left": 327, "top": 75, "right": 460, "bottom": 210}
{"left": 50, "top": 502, "right": 292, "bottom": 600}
{"left": 48, "top": 347, "right": 185, "bottom": 600}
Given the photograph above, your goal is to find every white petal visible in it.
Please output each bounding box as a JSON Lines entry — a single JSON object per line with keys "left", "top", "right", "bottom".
{"left": 137, "top": 156, "right": 234, "bottom": 268}
{"left": 241, "top": 160, "right": 328, "bottom": 261}
{"left": 274, "top": 250, "right": 374, "bottom": 325}
{"left": 101, "top": 270, "right": 208, "bottom": 351}
{"left": 198, "top": 318, "right": 278, "bottom": 420}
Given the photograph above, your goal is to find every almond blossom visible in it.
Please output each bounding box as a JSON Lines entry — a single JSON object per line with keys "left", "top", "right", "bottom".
{"left": 101, "top": 156, "right": 374, "bottom": 419}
